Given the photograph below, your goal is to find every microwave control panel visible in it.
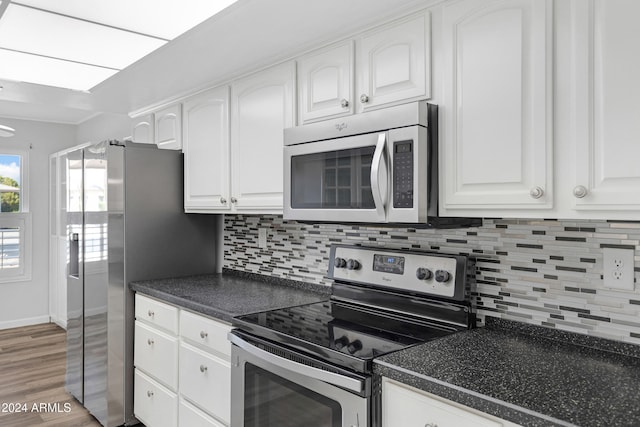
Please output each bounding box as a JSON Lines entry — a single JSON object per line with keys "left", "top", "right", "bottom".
{"left": 392, "top": 140, "right": 414, "bottom": 208}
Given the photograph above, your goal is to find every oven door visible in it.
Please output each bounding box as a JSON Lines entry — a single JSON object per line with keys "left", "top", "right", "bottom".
{"left": 230, "top": 332, "right": 369, "bottom": 427}
{"left": 284, "top": 131, "right": 389, "bottom": 223}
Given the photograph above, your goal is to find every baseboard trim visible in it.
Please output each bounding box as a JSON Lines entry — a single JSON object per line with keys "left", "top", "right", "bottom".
{"left": 0, "top": 315, "right": 52, "bottom": 330}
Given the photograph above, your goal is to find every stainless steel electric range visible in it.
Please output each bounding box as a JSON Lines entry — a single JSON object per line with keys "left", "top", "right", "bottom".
{"left": 229, "top": 244, "right": 475, "bottom": 427}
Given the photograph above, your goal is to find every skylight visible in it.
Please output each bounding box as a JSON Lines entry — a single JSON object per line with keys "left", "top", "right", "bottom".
{"left": 0, "top": 0, "right": 238, "bottom": 91}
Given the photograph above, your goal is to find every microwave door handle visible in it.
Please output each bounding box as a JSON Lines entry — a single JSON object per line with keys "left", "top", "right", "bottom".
{"left": 370, "top": 133, "right": 388, "bottom": 219}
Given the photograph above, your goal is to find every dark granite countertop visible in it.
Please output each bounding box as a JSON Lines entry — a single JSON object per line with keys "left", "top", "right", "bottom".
{"left": 374, "top": 317, "right": 640, "bottom": 427}
{"left": 129, "top": 269, "right": 331, "bottom": 323}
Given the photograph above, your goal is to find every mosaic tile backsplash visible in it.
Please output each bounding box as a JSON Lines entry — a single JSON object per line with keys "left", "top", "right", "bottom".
{"left": 223, "top": 215, "right": 640, "bottom": 345}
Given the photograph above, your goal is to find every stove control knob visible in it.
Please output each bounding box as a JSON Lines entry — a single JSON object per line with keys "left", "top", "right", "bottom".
{"left": 416, "top": 268, "right": 433, "bottom": 281}
{"left": 334, "top": 336, "right": 349, "bottom": 350}
{"left": 346, "top": 259, "right": 361, "bottom": 270}
{"left": 346, "top": 340, "right": 363, "bottom": 354}
{"left": 435, "top": 270, "right": 451, "bottom": 283}
{"left": 334, "top": 257, "right": 347, "bottom": 268}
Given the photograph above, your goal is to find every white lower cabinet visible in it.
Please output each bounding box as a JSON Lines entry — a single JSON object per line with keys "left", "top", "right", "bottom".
{"left": 179, "top": 342, "right": 231, "bottom": 424}
{"left": 179, "top": 400, "right": 226, "bottom": 427}
{"left": 134, "top": 294, "right": 232, "bottom": 427}
{"left": 135, "top": 370, "right": 178, "bottom": 427}
{"left": 134, "top": 322, "right": 179, "bottom": 390}
{"left": 382, "top": 378, "right": 520, "bottom": 427}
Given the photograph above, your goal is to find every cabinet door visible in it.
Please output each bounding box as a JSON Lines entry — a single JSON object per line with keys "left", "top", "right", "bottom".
{"left": 132, "top": 114, "right": 154, "bottom": 144}
{"left": 135, "top": 369, "right": 178, "bottom": 427}
{"left": 230, "top": 61, "right": 295, "bottom": 211}
{"left": 382, "top": 379, "right": 502, "bottom": 427}
{"left": 442, "top": 0, "right": 553, "bottom": 211}
{"left": 155, "top": 104, "right": 182, "bottom": 150}
{"left": 179, "top": 343, "right": 231, "bottom": 425}
{"left": 356, "top": 11, "right": 430, "bottom": 113}
{"left": 298, "top": 42, "right": 354, "bottom": 123}
{"left": 134, "top": 321, "right": 179, "bottom": 391}
{"left": 183, "top": 86, "right": 231, "bottom": 212}
{"left": 571, "top": 0, "right": 640, "bottom": 210}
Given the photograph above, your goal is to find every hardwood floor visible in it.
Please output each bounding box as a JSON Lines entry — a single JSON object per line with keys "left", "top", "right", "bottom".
{"left": 0, "top": 323, "right": 101, "bottom": 427}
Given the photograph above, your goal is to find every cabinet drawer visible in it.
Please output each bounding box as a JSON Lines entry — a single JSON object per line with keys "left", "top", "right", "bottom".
{"left": 134, "top": 369, "right": 178, "bottom": 427}
{"left": 180, "top": 399, "right": 226, "bottom": 427}
{"left": 179, "top": 342, "right": 231, "bottom": 424}
{"left": 180, "top": 310, "right": 232, "bottom": 358}
{"left": 134, "top": 321, "right": 178, "bottom": 390}
{"left": 135, "top": 294, "right": 179, "bottom": 334}
{"left": 382, "top": 379, "right": 502, "bottom": 427}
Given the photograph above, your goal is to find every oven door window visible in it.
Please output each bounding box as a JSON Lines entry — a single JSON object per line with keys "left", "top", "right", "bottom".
{"left": 291, "top": 146, "right": 375, "bottom": 209}
{"left": 244, "top": 364, "right": 342, "bottom": 427}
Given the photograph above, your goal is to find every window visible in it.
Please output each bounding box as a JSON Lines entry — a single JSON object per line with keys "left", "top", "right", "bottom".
{"left": 0, "top": 150, "right": 30, "bottom": 282}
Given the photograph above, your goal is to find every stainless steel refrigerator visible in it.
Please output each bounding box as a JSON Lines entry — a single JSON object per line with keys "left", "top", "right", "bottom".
{"left": 65, "top": 140, "right": 219, "bottom": 426}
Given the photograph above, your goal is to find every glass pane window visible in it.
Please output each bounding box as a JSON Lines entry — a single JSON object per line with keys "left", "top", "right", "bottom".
{"left": 0, "top": 227, "right": 20, "bottom": 269}
{"left": 0, "top": 154, "right": 21, "bottom": 213}
{"left": 0, "top": 151, "right": 30, "bottom": 282}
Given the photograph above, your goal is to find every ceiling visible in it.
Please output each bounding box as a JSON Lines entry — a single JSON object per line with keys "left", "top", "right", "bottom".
{"left": 0, "top": 0, "right": 431, "bottom": 125}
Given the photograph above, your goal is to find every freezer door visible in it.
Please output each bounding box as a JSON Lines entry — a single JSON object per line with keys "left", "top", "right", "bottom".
{"left": 82, "top": 142, "right": 109, "bottom": 425}
{"left": 65, "top": 148, "right": 84, "bottom": 403}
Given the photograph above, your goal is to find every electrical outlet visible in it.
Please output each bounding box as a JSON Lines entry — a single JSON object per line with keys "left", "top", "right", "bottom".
{"left": 603, "top": 247, "right": 635, "bottom": 291}
{"left": 258, "top": 227, "right": 267, "bottom": 249}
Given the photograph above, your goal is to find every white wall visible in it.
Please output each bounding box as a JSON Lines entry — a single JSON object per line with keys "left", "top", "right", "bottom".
{"left": 0, "top": 117, "right": 76, "bottom": 329}
{"left": 76, "top": 113, "right": 132, "bottom": 145}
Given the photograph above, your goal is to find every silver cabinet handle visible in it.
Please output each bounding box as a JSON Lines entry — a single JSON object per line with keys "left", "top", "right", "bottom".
{"left": 529, "top": 186, "right": 544, "bottom": 199}
{"left": 230, "top": 197, "right": 237, "bottom": 204}
{"left": 147, "top": 310, "right": 154, "bottom": 317}
{"left": 425, "top": 423, "right": 438, "bottom": 427}
{"left": 220, "top": 197, "right": 227, "bottom": 204}
{"left": 147, "top": 390, "right": 154, "bottom": 398}
{"left": 200, "top": 331, "right": 208, "bottom": 339}
{"left": 200, "top": 365, "right": 208, "bottom": 373}
{"left": 340, "top": 98, "right": 349, "bottom": 108}
{"left": 147, "top": 338, "right": 154, "bottom": 345}
{"left": 573, "top": 185, "right": 588, "bottom": 198}
{"left": 360, "top": 94, "right": 369, "bottom": 104}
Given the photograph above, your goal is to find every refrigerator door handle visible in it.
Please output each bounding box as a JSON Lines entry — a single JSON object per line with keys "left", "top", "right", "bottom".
{"left": 69, "top": 233, "right": 80, "bottom": 278}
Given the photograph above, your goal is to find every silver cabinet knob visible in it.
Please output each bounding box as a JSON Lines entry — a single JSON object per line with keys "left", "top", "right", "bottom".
{"left": 147, "top": 338, "right": 154, "bottom": 345}
{"left": 220, "top": 197, "right": 227, "bottom": 204}
{"left": 529, "top": 186, "right": 544, "bottom": 199}
{"left": 147, "top": 310, "right": 154, "bottom": 317}
{"left": 360, "top": 94, "right": 369, "bottom": 103}
{"left": 200, "top": 365, "right": 208, "bottom": 373}
{"left": 573, "top": 185, "right": 588, "bottom": 198}
{"left": 200, "top": 331, "right": 208, "bottom": 339}
{"left": 147, "top": 390, "right": 154, "bottom": 398}
{"left": 230, "top": 197, "right": 237, "bottom": 204}
{"left": 340, "top": 98, "right": 349, "bottom": 108}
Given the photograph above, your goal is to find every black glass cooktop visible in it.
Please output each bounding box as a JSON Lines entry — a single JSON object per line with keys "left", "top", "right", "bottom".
{"left": 233, "top": 300, "right": 456, "bottom": 373}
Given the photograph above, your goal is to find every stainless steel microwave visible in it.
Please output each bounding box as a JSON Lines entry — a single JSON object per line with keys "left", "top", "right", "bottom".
{"left": 284, "top": 102, "right": 479, "bottom": 227}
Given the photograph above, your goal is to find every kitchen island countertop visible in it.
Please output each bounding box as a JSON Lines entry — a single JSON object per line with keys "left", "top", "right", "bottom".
{"left": 129, "top": 269, "right": 331, "bottom": 323}
{"left": 374, "top": 317, "right": 640, "bottom": 427}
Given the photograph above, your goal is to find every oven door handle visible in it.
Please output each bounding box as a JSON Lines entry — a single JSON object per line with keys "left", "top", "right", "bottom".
{"left": 229, "top": 333, "right": 365, "bottom": 394}
{"left": 370, "top": 132, "right": 388, "bottom": 220}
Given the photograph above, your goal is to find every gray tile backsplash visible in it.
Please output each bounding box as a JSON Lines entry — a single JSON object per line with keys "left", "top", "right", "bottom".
{"left": 223, "top": 215, "right": 640, "bottom": 345}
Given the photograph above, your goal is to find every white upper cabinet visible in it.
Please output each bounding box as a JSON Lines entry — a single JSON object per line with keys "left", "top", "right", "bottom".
{"left": 441, "top": 0, "right": 553, "bottom": 212}
{"left": 297, "top": 11, "right": 431, "bottom": 123}
{"left": 131, "top": 114, "right": 154, "bottom": 144}
{"left": 356, "top": 11, "right": 431, "bottom": 113}
{"left": 155, "top": 104, "right": 183, "bottom": 150}
{"left": 230, "top": 61, "right": 295, "bottom": 211}
{"left": 183, "top": 86, "right": 230, "bottom": 212}
{"left": 570, "top": 0, "right": 640, "bottom": 212}
{"left": 298, "top": 42, "right": 354, "bottom": 124}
